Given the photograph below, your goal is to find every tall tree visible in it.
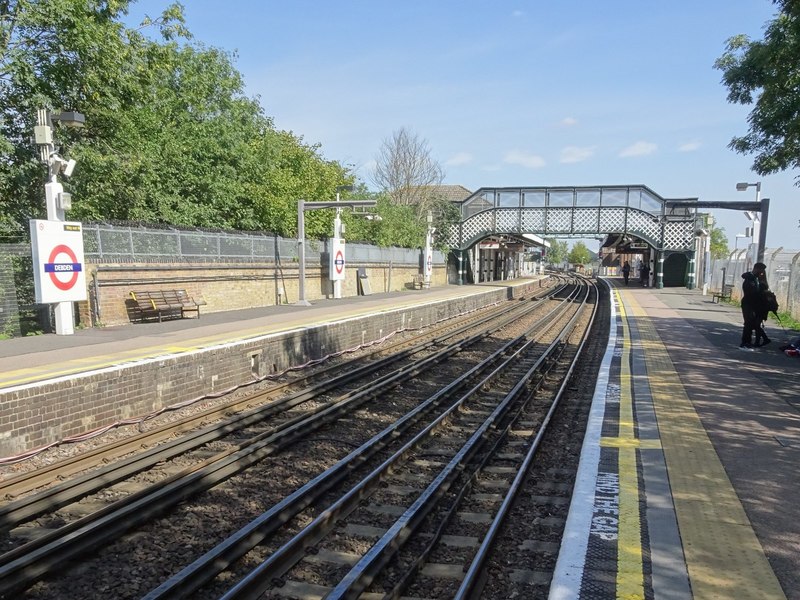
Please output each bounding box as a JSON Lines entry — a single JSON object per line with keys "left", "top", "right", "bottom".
{"left": 545, "top": 238, "right": 568, "bottom": 266}
{"left": 567, "top": 241, "right": 591, "bottom": 266}
{"left": 372, "top": 127, "right": 444, "bottom": 218}
{"left": 715, "top": 1, "right": 800, "bottom": 183}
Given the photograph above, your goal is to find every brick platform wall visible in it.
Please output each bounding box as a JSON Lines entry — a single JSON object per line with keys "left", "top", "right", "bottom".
{"left": 0, "top": 279, "right": 542, "bottom": 457}
{"left": 80, "top": 262, "right": 443, "bottom": 327}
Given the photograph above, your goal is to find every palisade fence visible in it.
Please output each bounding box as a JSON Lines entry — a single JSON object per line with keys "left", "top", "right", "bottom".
{"left": 709, "top": 247, "right": 800, "bottom": 320}
{"left": 81, "top": 223, "right": 438, "bottom": 266}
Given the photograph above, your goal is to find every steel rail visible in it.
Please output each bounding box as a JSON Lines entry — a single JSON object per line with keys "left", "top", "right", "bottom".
{"left": 216, "top": 283, "right": 586, "bottom": 600}
{"left": 453, "top": 277, "right": 598, "bottom": 599}
{"left": 322, "top": 282, "right": 592, "bottom": 600}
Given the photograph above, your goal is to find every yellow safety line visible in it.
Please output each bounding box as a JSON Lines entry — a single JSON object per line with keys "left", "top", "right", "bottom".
{"left": 623, "top": 291, "right": 786, "bottom": 600}
{"left": 602, "top": 290, "right": 645, "bottom": 600}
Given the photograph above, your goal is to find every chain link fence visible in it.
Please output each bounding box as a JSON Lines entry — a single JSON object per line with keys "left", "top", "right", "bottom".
{"left": 710, "top": 247, "right": 800, "bottom": 320}
{"left": 81, "top": 223, "right": 436, "bottom": 266}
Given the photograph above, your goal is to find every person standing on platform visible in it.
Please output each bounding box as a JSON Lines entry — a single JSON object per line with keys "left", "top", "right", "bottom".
{"left": 622, "top": 261, "right": 631, "bottom": 285}
{"left": 740, "top": 262, "right": 769, "bottom": 350}
{"left": 640, "top": 262, "right": 650, "bottom": 287}
{"left": 753, "top": 262, "right": 772, "bottom": 347}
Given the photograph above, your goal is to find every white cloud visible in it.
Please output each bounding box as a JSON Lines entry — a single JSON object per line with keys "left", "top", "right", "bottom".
{"left": 504, "top": 150, "right": 546, "bottom": 169}
{"left": 560, "top": 146, "right": 595, "bottom": 164}
{"left": 560, "top": 117, "right": 578, "bottom": 127}
{"left": 678, "top": 140, "right": 701, "bottom": 152}
{"left": 512, "top": 10, "right": 524, "bottom": 18}
{"left": 619, "top": 141, "right": 657, "bottom": 158}
{"left": 445, "top": 152, "right": 473, "bottom": 166}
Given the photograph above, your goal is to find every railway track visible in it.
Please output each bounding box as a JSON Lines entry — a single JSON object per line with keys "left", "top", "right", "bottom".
{"left": 1, "top": 275, "right": 602, "bottom": 599}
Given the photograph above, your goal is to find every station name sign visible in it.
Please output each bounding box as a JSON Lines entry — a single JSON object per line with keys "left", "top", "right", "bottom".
{"left": 30, "top": 219, "right": 88, "bottom": 303}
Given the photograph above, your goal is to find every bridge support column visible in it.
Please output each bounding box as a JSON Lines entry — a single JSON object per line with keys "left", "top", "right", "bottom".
{"left": 686, "top": 250, "right": 696, "bottom": 290}
{"left": 455, "top": 249, "right": 468, "bottom": 285}
{"left": 656, "top": 251, "right": 664, "bottom": 289}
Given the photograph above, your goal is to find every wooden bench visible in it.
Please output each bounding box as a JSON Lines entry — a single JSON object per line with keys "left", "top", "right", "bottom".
{"left": 712, "top": 283, "right": 734, "bottom": 304}
{"left": 129, "top": 290, "right": 206, "bottom": 322}
{"left": 412, "top": 274, "right": 430, "bottom": 289}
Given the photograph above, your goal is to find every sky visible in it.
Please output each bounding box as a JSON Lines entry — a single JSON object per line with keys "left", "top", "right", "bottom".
{"left": 126, "top": 0, "right": 799, "bottom": 250}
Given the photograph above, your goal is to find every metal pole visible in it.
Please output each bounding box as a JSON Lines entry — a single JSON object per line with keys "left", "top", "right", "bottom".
{"left": 757, "top": 197, "right": 769, "bottom": 264}
{"left": 296, "top": 200, "right": 310, "bottom": 306}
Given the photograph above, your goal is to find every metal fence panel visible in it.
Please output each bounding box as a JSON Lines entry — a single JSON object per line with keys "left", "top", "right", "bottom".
{"left": 80, "top": 223, "right": 441, "bottom": 266}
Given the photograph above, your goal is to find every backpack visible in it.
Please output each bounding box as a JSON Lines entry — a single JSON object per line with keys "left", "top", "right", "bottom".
{"left": 764, "top": 290, "right": 779, "bottom": 314}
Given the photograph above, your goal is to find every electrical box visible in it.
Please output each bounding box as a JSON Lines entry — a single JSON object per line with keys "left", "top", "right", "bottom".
{"left": 34, "top": 125, "right": 53, "bottom": 145}
{"left": 57, "top": 192, "right": 72, "bottom": 211}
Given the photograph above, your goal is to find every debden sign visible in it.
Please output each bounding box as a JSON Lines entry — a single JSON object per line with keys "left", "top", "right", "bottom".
{"left": 30, "top": 219, "right": 87, "bottom": 303}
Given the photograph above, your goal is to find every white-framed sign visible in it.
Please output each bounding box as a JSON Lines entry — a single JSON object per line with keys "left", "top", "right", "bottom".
{"left": 30, "top": 219, "right": 87, "bottom": 303}
{"left": 330, "top": 237, "right": 346, "bottom": 281}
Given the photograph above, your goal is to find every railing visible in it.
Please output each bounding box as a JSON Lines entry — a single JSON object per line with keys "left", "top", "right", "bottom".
{"left": 709, "top": 247, "right": 800, "bottom": 320}
{"left": 81, "top": 223, "right": 440, "bottom": 266}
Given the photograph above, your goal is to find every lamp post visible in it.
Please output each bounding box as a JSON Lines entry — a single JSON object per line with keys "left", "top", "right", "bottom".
{"left": 734, "top": 233, "right": 747, "bottom": 251}
{"left": 736, "top": 181, "right": 762, "bottom": 267}
{"left": 33, "top": 108, "right": 85, "bottom": 335}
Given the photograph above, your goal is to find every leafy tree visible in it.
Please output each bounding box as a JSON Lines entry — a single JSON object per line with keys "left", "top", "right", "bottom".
{"left": 714, "top": 1, "right": 800, "bottom": 182}
{"left": 567, "top": 241, "right": 591, "bottom": 265}
{"left": 545, "top": 238, "right": 568, "bottom": 265}
{"left": 710, "top": 226, "right": 729, "bottom": 259}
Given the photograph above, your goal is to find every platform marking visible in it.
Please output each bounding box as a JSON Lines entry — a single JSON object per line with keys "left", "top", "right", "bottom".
{"left": 549, "top": 283, "right": 620, "bottom": 600}
{"left": 609, "top": 292, "right": 646, "bottom": 600}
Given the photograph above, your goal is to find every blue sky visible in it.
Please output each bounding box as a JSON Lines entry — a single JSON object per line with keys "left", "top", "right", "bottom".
{"left": 127, "top": 1, "right": 798, "bottom": 249}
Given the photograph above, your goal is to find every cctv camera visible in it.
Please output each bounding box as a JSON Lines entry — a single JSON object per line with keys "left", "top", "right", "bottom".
{"left": 62, "top": 158, "right": 76, "bottom": 177}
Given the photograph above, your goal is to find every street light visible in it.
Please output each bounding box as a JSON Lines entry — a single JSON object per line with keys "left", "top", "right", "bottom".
{"left": 34, "top": 107, "right": 86, "bottom": 335}
{"left": 736, "top": 181, "right": 761, "bottom": 266}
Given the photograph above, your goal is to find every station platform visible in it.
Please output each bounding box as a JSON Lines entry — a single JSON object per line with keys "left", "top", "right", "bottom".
{"left": 550, "top": 280, "right": 799, "bottom": 600}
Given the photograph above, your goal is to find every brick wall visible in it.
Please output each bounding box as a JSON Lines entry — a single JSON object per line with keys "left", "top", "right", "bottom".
{"left": 0, "top": 279, "right": 542, "bottom": 457}
{"left": 80, "top": 261, "right": 444, "bottom": 327}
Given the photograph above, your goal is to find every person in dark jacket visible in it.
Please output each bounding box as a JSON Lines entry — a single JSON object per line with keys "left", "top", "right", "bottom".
{"left": 622, "top": 261, "right": 631, "bottom": 285}
{"left": 753, "top": 263, "right": 771, "bottom": 347}
{"left": 740, "top": 262, "right": 770, "bottom": 349}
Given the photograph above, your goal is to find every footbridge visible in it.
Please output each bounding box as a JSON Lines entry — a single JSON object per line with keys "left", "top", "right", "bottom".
{"left": 445, "top": 185, "right": 709, "bottom": 288}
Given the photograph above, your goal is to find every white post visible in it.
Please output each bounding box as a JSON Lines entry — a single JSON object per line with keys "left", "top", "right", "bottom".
{"left": 38, "top": 108, "right": 75, "bottom": 335}
{"left": 333, "top": 190, "right": 343, "bottom": 299}
{"left": 424, "top": 211, "right": 434, "bottom": 287}
{"left": 296, "top": 200, "right": 310, "bottom": 306}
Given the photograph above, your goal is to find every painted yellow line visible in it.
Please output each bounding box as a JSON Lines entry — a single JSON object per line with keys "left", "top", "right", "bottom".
{"left": 600, "top": 438, "right": 661, "bottom": 450}
{"left": 601, "top": 290, "right": 646, "bottom": 600}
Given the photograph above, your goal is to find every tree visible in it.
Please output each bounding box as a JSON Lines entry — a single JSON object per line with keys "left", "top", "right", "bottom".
{"left": 372, "top": 127, "right": 444, "bottom": 218}
{"left": 710, "top": 226, "right": 729, "bottom": 259}
{"left": 567, "top": 241, "right": 591, "bottom": 266}
{"left": 714, "top": 1, "right": 800, "bottom": 182}
{"left": 545, "top": 238, "right": 568, "bottom": 266}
